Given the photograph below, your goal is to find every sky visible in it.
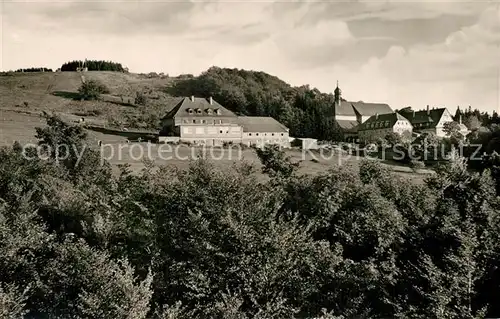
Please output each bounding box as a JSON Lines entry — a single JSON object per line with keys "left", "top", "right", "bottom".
{"left": 1, "top": 0, "right": 499, "bottom": 113}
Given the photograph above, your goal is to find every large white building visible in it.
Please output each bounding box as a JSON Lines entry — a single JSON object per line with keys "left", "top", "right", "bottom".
{"left": 159, "top": 96, "right": 290, "bottom": 147}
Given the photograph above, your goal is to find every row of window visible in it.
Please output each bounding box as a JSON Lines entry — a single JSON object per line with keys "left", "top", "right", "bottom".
{"left": 187, "top": 108, "right": 221, "bottom": 115}
{"left": 248, "top": 133, "right": 284, "bottom": 137}
{"left": 182, "top": 128, "right": 286, "bottom": 137}
{"left": 367, "top": 121, "right": 390, "bottom": 129}
{"left": 183, "top": 119, "right": 223, "bottom": 124}
{"left": 183, "top": 127, "right": 240, "bottom": 135}
{"left": 366, "top": 120, "right": 410, "bottom": 129}
{"left": 414, "top": 123, "right": 430, "bottom": 128}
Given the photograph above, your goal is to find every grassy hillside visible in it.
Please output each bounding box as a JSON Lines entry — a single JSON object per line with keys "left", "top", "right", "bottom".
{"left": 0, "top": 71, "right": 179, "bottom": 130}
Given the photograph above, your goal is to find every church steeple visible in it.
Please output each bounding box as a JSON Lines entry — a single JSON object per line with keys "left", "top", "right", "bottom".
{"left": 333, "top": 80, "right": 342, "bottom": 120}
{"left": 334, "top": 80, "right": 341, "bottom": 103}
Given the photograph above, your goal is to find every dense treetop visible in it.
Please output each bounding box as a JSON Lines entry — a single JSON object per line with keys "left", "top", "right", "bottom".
{"left": 0, "top": 114, "right": 499, "bottom": 318}
{"left": 14, "top": 67, "right": 53, "bottom": 72}
{"left": 61, "top": 60, "right": 127, "bottom": 72}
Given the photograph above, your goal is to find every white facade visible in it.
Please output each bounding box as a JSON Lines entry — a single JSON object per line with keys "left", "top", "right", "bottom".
{"left": 242, "top": 131, "right": 290, "bottom": 147}
{"left": 358, "top": 117, "right": 413, "bottom": 143}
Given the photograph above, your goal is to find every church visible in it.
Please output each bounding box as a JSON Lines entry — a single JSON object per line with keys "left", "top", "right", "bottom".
{"left": 331, "top": 82, "right": 393, "bottom": 142}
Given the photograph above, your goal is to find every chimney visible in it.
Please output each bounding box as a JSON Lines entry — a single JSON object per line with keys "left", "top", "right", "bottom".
{"left": 209, "top": 96, "right": 213, "bottom": 105}
{"left": 413, "top": 110, "right": 415, "bottom": 118}
{"left": 459, "top": 114, "right": 462, "bottom": 125}
{"left": 426, "top": 105, "right": 430, "bottom": 115}
{"left": 191, "top": 95, "right": 195, "bottom": 102}
{"left": 375, "top": 113, "right": 379, "bottom": 120}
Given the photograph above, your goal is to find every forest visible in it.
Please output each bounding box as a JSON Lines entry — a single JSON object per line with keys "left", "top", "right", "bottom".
{"left": 60, "top": 60, "right": 127, "bottom": 72}
{"left": 1, "top": 114, "right": 500, "bottom": 318}
{"left": 14, "top": 67, "right": 53, "bottom": 72}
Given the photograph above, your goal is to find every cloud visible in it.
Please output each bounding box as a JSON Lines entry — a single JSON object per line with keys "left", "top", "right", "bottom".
{"left": 346, "top": 1, "right": 491, "bottom": 21}
{"left": 3, "top": 1, "right": 196, "bottom": 35}
{"left": 323, "top": 4, "right": 500, "bottom": 112}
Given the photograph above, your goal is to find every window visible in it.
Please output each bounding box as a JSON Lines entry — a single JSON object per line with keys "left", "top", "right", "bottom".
{"left": 249, "top": 133, "right": 252, "bottom": 136}
{"left": 201, "top": 120, "right": 206, "bottom": 124}
{"left": 192, "top": 120, "right": 196, "bottom": 124}
{"left": 187, "top": 108, "right": 193, "bottom": 114}
{"left": 220, "top": 130, "right": 223, "bottom": 134}
{"left": 271, "top": 133, "right": 275, "bottom": 136}
{"left": 281, "top": 133, "right": 284, "bottom": 136}
{"left": 183, "top": 119, "right": 188, "bottom": 124}
{"left": 196, "top": 109, "right": 202, "bottom": 114}
{"left": 256, "top": 133, "right": 259, "bottom": 136}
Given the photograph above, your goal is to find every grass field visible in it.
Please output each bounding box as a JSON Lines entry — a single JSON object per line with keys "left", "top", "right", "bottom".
{"left": 0, "top": 72, "right": 432, "bottom": 183}
{"left": 0, "top": 71, "right": 178, "bottom": 130}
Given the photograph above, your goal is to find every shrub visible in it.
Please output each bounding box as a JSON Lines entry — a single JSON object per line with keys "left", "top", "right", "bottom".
{"left": 78, "top": 80, "right": 110, "bottom": 100}
{"left": 135, "top": 91, "right": 147, "bottom": 106}
{"left": 409, "top": 159, "right": 425, "bottom": 172}
{"left": 255, "top": 144, "right": 298, "bottom": 178}
{"left": 385, "top": 132, "right": 402, "bottom": 146}
{"left": 0, "top": 283, "right": 30, "bottom": 318}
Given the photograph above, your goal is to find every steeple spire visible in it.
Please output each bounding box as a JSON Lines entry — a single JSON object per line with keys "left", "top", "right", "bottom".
{"left": 334, "top": 80, "right": 341, "bottom": 102}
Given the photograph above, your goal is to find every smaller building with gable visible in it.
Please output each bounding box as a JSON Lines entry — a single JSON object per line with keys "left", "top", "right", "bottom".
{"left": 358, "top": 112, "right": 413, "bottom": 143}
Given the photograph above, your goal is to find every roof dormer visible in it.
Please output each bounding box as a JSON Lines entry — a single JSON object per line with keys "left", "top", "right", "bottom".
{"left": 196, "top": 108, "right": 202, "bottom": 114}
{"left": 187, "top": 108, "right": 194, "bottom": 114}
{"left": 214, "top": 109, "right": 221, "bottom": 115}
{"left": 206, "top": 108, "right": 213, "bottom": 115}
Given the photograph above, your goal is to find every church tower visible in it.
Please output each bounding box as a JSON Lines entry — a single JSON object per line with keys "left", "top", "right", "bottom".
{"left": 333, "top": 81, "right": 341, "bottom": 118}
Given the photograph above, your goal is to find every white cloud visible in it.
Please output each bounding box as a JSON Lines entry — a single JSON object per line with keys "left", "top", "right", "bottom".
{"left": 330, "top": 4, "right": 500, "bottom": 112}
{"left": 351, "top": 1, "right": 490, "bottom": 21}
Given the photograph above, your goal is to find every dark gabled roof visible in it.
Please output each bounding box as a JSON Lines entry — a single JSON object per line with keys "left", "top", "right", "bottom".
{"left": 162, "top": 97, "right": 237, "bottom": 119}
{"left": 237, "top": 116, "right": 288, "bottom": 133}
{"left": 399, "top": 108, "right": 446, "bottom": 128}
{"left": 358, "top": 112, "right": 410, "bottom": 131}
{"left": 335, "top": 101, "right": 393, "bottom": 116}
{"left": 335, "top": 101, "right": 357, "bottom": 116}
{"left": 336, "top": 120, "right": 359, "bottom": 132}
{"left": 351, "top": 102, "right": 393, "bottom": 116}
